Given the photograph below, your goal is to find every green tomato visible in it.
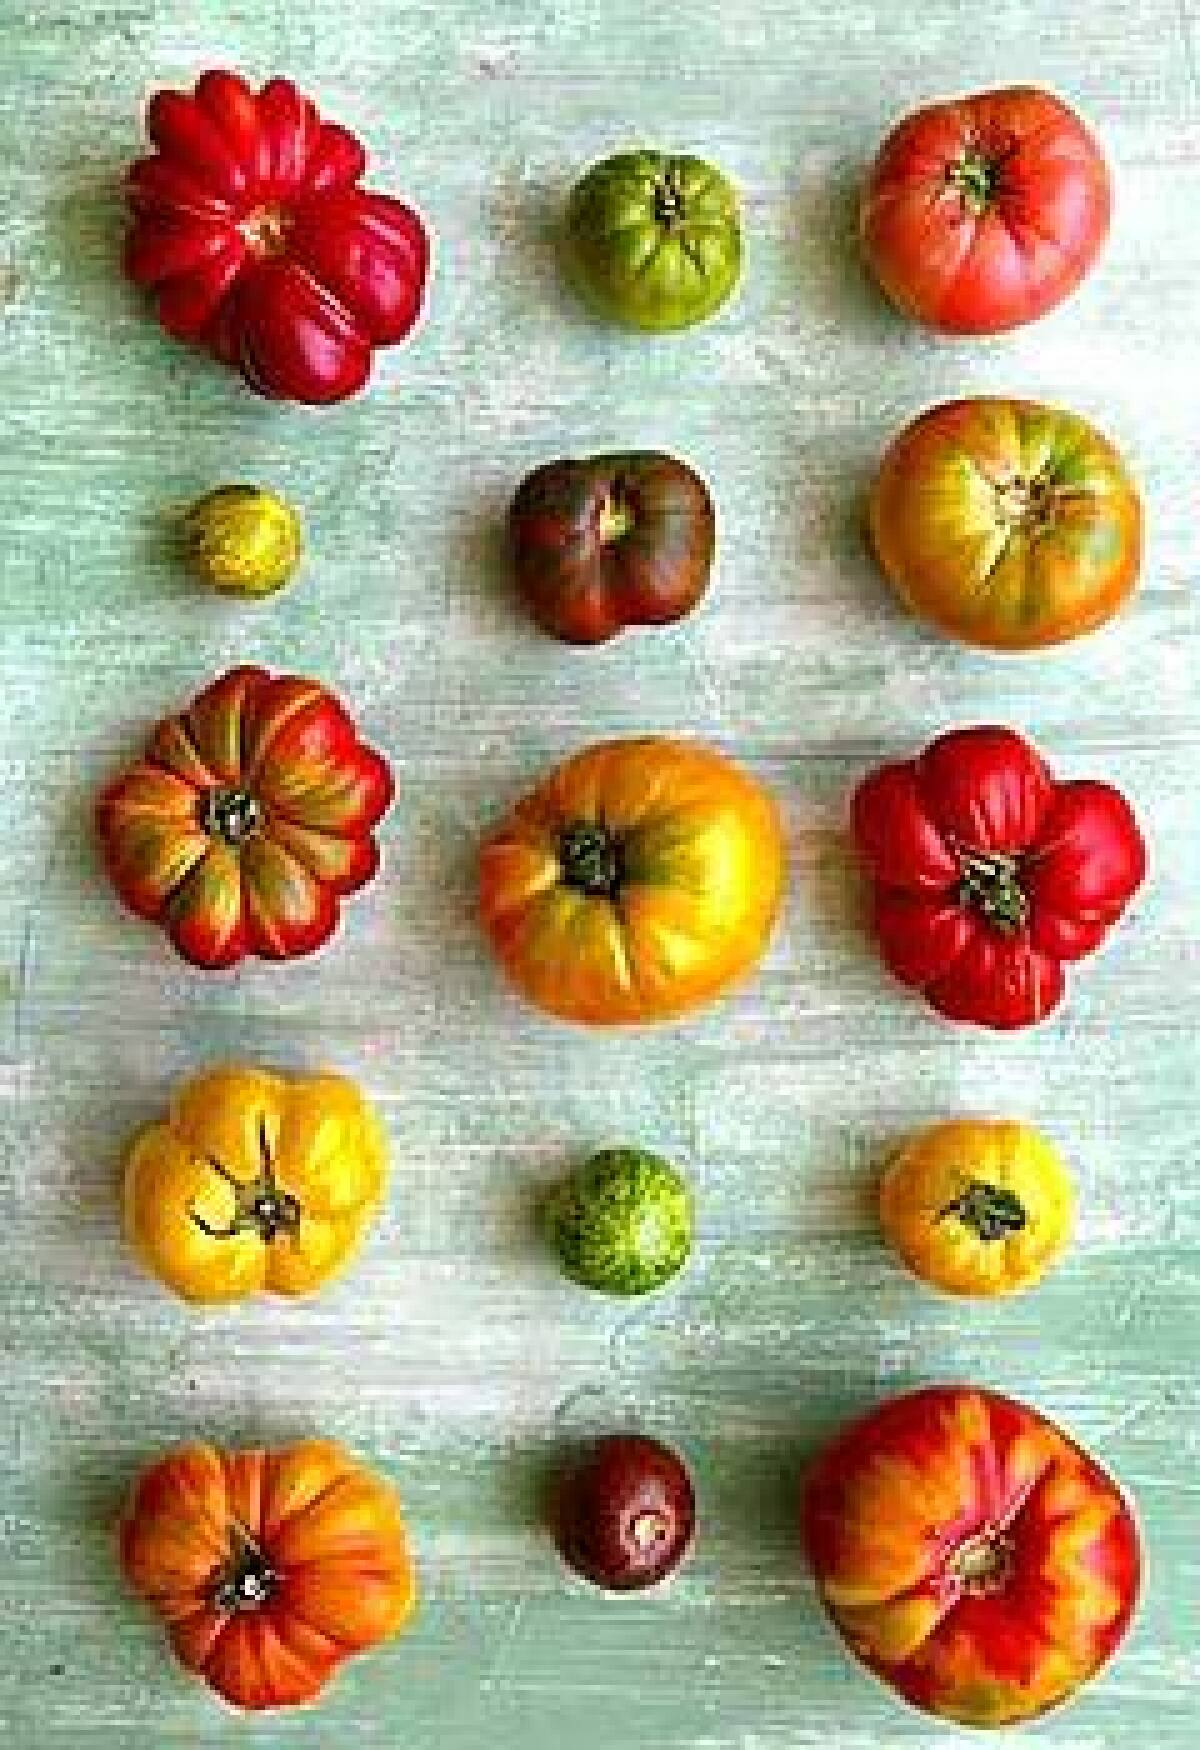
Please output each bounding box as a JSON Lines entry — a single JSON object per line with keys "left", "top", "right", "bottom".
{"left": 546, "top": 1148, "right": 694, "bottom": 1295}
{"left": 566, "top": 151, "right": 742, "bottom": 332}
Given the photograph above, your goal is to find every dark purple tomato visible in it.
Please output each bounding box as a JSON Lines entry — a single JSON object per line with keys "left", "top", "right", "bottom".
{"left": 510, "top": 451, "right": 715, "bottom": 644}
{"left": 555, "top": 1434, "right": 696, "bottom": 1591}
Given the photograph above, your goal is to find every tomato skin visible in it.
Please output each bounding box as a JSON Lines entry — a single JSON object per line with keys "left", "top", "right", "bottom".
{"left": 123, "top": 1065, "right": 388, "bottom": 1304}
{"left": 803, "top": 1386, "right": 1140, "bottom": 1727}
{"left": 861, "top": 88, "right": 1111, "bottom": 334}
{"left": 870, "top": 399, "right": 1142, "bottom": 651}
{"left": 852, "top": 727, "right": 1145, "bottom": 1029}
{"left": 510, "top": 452, "right": 715, "bottom": 645}
{"left": 880, "top": 1119, "right": 1075, "bottom": 1297}
{"left": 125, "top": 70, "right": 429, "bottom": 403}
{"left": 120, "top": 1439, "right": 416, "bottom": 1710}
{"left": 96, "top": 666, "right": 393, "bottom": 970}
{"left": 479, "top": 738, "right": 786, "bottom": 1025}
{"left": 567, "top": 150, "right": 741, "bottom": 331}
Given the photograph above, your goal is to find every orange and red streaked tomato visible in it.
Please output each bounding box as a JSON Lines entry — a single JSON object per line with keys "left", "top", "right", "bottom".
{"left": 870, "top": 399, "right": 1142, "bottom": 651}
{"left": 479, "top": 738, "right": 786, "bottom": 1025}
{"left": 96, "top": 666, "right": 393, "bottom": 969}
{"left": 803, "top": 1386, "right": 1140, "bottom": 1727}
{"left": 120, "top": 1439, "right": 416, "bottom": 1710}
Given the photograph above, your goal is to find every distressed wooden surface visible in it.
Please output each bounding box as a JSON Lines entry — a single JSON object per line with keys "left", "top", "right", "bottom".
{"left": 2, "top": 1, "right": 1199, "bottom": 1744}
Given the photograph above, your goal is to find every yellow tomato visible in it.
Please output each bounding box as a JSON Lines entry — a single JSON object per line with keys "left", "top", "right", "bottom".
{"left": 124, "top": 1065, "right": 387, "bottom": 1304}
{"left": 479, "top": 738, "right": 786, "bottom": 1025}
{"left": 182, "top": 484, "right": 302, "bottom": 597}
{"left": 879, "top": 1118, "right": 1074, "bottom": 1297}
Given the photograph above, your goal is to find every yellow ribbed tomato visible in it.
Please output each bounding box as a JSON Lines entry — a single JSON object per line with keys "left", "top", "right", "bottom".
{"left": 124, "top": 1065, "right": 387, "bottom": 1304}
{"left": 879, "top": 1118, "right": 1074, "bottom": 1297}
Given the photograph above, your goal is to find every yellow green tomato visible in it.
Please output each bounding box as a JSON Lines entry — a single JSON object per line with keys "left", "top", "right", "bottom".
{"left": 567, "top": 151, "right": 742, "bottom": 332}
{"left": 182, "top": 484, "right": 302, "bottom": 597}
{"left": 546, "top": 1148, "right": 694, "bottom": 1295}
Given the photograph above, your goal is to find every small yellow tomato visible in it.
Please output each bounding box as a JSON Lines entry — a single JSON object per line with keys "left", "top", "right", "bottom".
{"left": 879, "top": 1118, "right": 1074, "bottom": 1297}
{"left": 182, "top": 484, "right": 302, "bottom": 596}
{"left": 124, "top": 1065, "right": 387, "bottom": 1304}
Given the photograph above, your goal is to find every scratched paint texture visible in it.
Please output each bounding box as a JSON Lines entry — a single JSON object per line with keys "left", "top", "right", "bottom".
{"left": 1, "top": 1, "right": 1199, "bottom": 1745}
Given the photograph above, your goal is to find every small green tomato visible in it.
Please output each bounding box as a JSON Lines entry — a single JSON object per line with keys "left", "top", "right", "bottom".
{"left": 546, "top": 1148, "right": 694, "bottom": 1296}
{"left": 182, "top": 484, "right": 302, "bottom": 597}
{"left": 566, "top": 150, "right": 742, "bottom": 332}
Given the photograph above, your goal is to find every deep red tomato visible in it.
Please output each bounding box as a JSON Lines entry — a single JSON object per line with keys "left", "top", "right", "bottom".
{"left": 861, "top": 87, "right": 1111, "bottom": 334}
{"left": 125, "top": 70, "right": 429, "bottom": 403}
{"left": 852, "top": 727, "right": 1145, "bottom": 1029}
{"left": 96, "top": 667, "right": 393, "bottom": 969}
{"left": 803, "top": 1386, "right": 1140, "bottom": 1727}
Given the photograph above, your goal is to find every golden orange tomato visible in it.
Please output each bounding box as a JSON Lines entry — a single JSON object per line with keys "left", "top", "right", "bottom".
{"left": 121, "top": 1438, "right": 416, "bottom": 1710}
{"left": 880, "top": 1119, "right": 1074, "bottom": 1297}
{"left": 124, "top": 1065, "right": 387, "bottom": 1304}
{"left": 479, "top": 738, "right": 786, "bottom": 1024}
{"left": 804, "top": 1387, "right": 1140, "bottom": 1727}
{"left": 869, "top": 398, "right": 1141, "bottom": 650}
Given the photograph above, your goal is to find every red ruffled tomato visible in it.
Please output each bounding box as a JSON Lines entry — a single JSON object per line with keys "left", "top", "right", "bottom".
{"left": 96, "top": 667, "right": 393, "bottom": 969}
{"left": 861, "top": 87, "right": 1110, "bottom": 334}
{"left": 852, "top": 727, "right": 1145, "bottom": 1029}
{"left": 803, "top": 1386, "right": 1141, "bottom": 1727}
{"left": 125, "top": 70, "right": 429, "bottom": 403}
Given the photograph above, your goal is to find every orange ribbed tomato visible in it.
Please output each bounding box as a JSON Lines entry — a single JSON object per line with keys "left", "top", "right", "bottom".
{"left": 804, "top": 1387, "right": 1140, "bottom": 1728}
{"left": 120, "top": 1439, "right": 416, "bottom": 1711}
{"left": 479, "top": 738, "right": 786, "bottom": 1024}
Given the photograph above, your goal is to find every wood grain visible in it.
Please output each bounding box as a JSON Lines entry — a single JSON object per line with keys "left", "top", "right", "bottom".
{"left": 2, "top": 1, "right": 1198, "bottom": 1744}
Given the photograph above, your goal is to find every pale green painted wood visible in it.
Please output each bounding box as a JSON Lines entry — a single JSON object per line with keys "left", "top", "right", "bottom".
{"left": 2, "top": 0, "right": 1199, "bottom": 1744}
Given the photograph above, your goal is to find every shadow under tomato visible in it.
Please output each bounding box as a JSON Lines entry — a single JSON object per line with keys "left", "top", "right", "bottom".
{"left": 459, "top": 490, "right": 522, "bottom": 624}
{"left": 791, "top": 820, "right": 870, "bottom": 955}
{"left": 785, "top": 156, "right": 889, "bottom": 338}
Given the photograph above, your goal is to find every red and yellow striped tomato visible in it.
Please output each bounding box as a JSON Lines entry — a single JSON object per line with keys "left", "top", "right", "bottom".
{"left": 96, "top": 667, "right": 393, "bottom": 968}
{"left": 803, "top": 1387, "right": 1140, "bottom": 1727}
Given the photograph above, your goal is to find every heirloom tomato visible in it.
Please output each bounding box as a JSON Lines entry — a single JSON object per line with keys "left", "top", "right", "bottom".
{"left": 182, "top": 484, "right": 303, "bottom": 598}
{"left": 870, "top": 399, "right": 1142, "bottom": 650}
{"left": 123, "top": 1065, "right": 387, "bottom": 1304}
{"left": 880, "top": 1118, "right": 1074, "bottom": 1297}
{"left": 510, "top": 451, "right": 715, "bottom": 644}
{"left": 803, "top": 1386, "right": 1140, "bottom": 1727}
{"left": 555, "top": 1434, "right": 696, "bottom": 1592}
{"left": 861, "top": 87, "right": 1110, "bottom": 333}
{"left": 546, "top": 1147, "right": 694, "bottom": 1295}
{"left": 479, "top": 739, "right": 785, "bottom": 1024}
{"left": 96, "top": 666, "right": 393, "bottom": 970}
{"left": 852, "top": 727, "right": 1145, "bottom": 1029}
{"left": 121, "top": 1439, "right": 416, "bottom": 1710}
{"left": 567, "top": 150, "right": 741, "bottom": 331}
{"left": 125, "top": 70, "right": 429, "bottom": 403}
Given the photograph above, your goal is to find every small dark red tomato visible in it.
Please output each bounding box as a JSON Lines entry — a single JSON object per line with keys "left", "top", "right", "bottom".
{"left": 555, "top": 1435, "right": 696, "bottom": 1591}
{"left": 510, "top": 452, "right": 715, "bottom": 644}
